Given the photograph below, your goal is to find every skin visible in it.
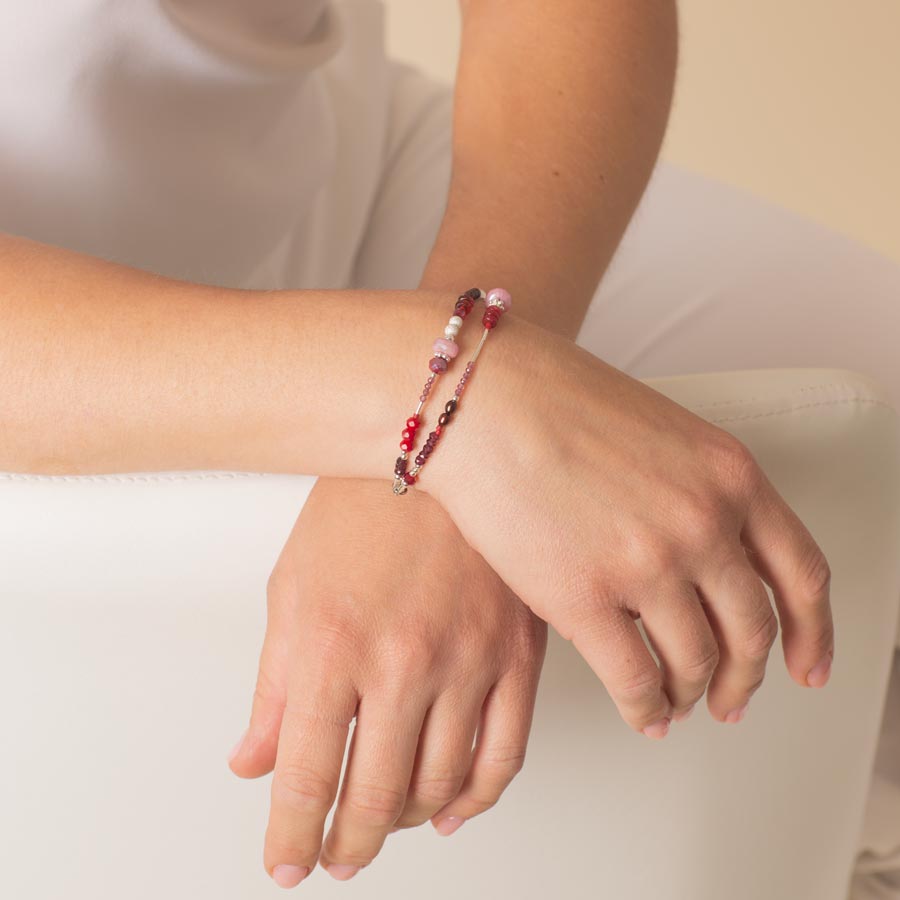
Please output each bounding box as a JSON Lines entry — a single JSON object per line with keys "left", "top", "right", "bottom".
{"left": 228, "top": 0, "right": 689, "bottom": 884}
{"left": 0, "top": 0, "right": 834, "bottom": 890}
{"left": 227, "top": 1, "right": 831, "bottom": 886}
{"left": 229, "top": 478, "right": 547, "bottom": 886}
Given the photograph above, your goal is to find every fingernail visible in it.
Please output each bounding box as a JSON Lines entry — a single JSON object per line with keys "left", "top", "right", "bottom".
{"left": 807, "top": 654, "right": 833, "bottom": 688}
{"left": 673, "top": 704, "right": 695, "bottom": 723}
{"left": 642, "top": 717, "right": 670, "bottom": 740}
{"left": 325, "top": 864, "right": 360, "bottom": 881}
{"left": 272, "top": 865, "right": 310, "bottom": 888}
{"left": 725, "top": 702, "right": 749, "bottom": 724}
{"left": 434, "top": 816, "right": 465, "bottom": 836}
{"left": 227, "top": 728, "right": 247, "bottom": 764}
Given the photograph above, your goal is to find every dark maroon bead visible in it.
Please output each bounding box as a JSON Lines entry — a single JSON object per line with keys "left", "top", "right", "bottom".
{"left": 445, "top": 399, "right": 457, "bottom": 414}
{"left": 415, "top": 454, "right": 426, "bottom": 465}
{"left": 395, "top": 456, "right": 408, "bottom": 473}
{"left": 429, "top": 356, "right": 448, "bottom": 374}
{"left": 438, "top": 412, "right": 451, "bottom": 426}
{"left": 465, "top": 287, "right": 481, "bottom": 299}
{"left": 402, "top": 472, "right": 417, "bottom": 485}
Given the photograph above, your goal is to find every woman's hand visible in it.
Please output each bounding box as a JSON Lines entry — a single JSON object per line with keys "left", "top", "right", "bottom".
{"left": 424, "top": 311, "right": 835, "bottom": 735}
{"left": 227, "top": 477, "right": 547, "bottom": 888}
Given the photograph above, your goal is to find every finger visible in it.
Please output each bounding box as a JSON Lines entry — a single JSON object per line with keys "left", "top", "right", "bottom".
{"left": 393, "top": 687, "right": 487, "bottom": 829}
{"left": 228, "top": 630, "right": 287, "bottom": 779}
{"left": 570, "top": 605, "right": 673, "bottom": 739}
{"left": 429, "top": 665, "right": 541, "bottom": 834}
{"left": 741, "top": 470, "right": 835, "bottom": 688}
{"left": 318, "top": 696, "right": 427, "bottom": 880}
{"left": 264, "top": 675, "right": 357, "bottom": 890}
{"left": 639, "top": 583, "right": 719, "bottom": 722}
{"left": 696, "top": 550, "right": 778, "bottom": 723}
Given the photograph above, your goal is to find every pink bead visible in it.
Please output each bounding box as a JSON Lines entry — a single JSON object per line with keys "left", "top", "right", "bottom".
{"left": 432, "top": 337, "right": 459, "bottom": 359}
{"left": 486, "top": 288, "right": 512, "bottom": 311}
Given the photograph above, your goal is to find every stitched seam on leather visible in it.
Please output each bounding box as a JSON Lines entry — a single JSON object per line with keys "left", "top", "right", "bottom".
{"left": 708, "top": 395, "right": 896, "bottom": 425}
{"left": 693, "top": 381, "right": 886, "bottom": 412}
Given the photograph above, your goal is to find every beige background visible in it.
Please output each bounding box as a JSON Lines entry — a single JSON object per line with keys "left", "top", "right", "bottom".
{"left": 382, "top": 0, "right": 900, "bottom": 263}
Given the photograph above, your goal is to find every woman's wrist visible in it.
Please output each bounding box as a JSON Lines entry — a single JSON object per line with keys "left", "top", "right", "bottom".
{"left": 415, "top": 307, "right": 551, "bottom": 508}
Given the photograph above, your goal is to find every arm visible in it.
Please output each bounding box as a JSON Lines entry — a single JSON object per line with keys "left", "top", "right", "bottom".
{"left": 0, "top": 233, "right": 449, "bottom": 477}
{"left": 421, "top": 0, "right": 678, "bottom": 339}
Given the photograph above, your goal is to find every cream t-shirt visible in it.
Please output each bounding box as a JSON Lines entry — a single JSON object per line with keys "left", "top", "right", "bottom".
{"left": 0, "top": 0, "right": 396, "bottom": 289}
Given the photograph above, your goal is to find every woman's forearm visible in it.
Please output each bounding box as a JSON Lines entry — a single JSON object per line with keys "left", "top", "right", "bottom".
{"left": 0, "top": 233, "right": 452, "bottom": 477}
{"left": 420, "top": 0, "right": 678, "bottom": 340}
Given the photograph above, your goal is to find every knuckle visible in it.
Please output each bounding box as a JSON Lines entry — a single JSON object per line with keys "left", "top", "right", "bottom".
{"left": 617, "top": 667, "right": 664, "bottom": 706}
{"left": 274, "top": 764, "right": 336, "bottom": 815}
{"left": 626, "top": 534, "right": 680, "bottom": 579}
{"left": 683, "top": 640, "right": 720, "bottom": 683}
{"left": 409, "top": 771, "right": 466, "bottom": 807}
{"left": 481, "top": 744, "right": 527, "bottom": 779}
{"left": 743, "top": 672, "right": 767, "bottom": 696}
{"left": 677, "top": 493, "right": 731, "bottom": 551}
{"left": 344, "top": 782, "right": 407, "bottom": 827}
{"left": 460, "top": 793, "right": 500, "bottom": 816}
{"left": 798, "top": 544, "right": 832, "bottom": 601}
{"left": 382, "top": 632, "right": 438, "bottom": 680}
{"left": 322, "top": 845, "right": 374, "bottom": 868}
{"left": 740, "top": 610, "right": 780, "bottom": 658}
{"left": 713, "top": 433, "right": 761, "bottom": 495}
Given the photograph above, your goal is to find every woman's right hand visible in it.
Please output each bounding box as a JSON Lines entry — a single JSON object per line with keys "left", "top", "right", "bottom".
{"left": 425, "top": 311, "right": 835, "bottom": 736}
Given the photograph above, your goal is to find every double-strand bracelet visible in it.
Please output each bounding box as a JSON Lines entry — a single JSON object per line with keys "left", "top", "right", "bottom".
{"left": 392, "top": 286, "right": 511, "bottom": 495}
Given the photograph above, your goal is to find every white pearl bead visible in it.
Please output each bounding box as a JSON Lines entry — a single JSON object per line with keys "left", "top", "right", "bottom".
{"left": 444, "top": 326, "right": 460, "bottom": 338}
{"left": 448, "top": 315, "right": 464, "bottom": 328}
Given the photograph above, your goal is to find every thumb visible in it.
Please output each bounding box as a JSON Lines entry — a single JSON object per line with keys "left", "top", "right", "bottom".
{"left": 227, "top": 632, "right": 288, "bottom": 779}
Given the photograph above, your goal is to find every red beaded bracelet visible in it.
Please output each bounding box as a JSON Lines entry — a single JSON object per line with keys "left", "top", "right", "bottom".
{"left": 392, "top": 286, "right": 512, "bottom": 495}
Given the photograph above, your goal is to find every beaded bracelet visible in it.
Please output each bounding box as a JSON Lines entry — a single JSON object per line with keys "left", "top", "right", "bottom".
{"left": 392, "top": 286, "right": 511, "bottom": 495}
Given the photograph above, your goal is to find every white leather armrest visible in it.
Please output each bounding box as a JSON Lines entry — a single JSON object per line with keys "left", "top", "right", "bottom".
{"left": 1, "top": 366, "right": 897, "bottom": 900}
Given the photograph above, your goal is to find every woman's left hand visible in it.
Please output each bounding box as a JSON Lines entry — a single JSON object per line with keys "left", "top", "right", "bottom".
{"left": 226, "top": 476, "right": 547, "bottom": 887}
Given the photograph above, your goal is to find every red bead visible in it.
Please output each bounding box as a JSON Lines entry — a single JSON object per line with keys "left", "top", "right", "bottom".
{"left": 402, "top": 428, "right": 415, "bottom": 441}
{"left": 483, "top": 316, "right": 498, "bottom": 329}
{"left": 403, "top": 472, "right": 417, "bottom": 485}
{"left": 400, "top": 439, "right": 412, "bottom": 451}
{"left": 407, "top": 416, "right": 419, "bottom": 429}
{"left": 435, "top": 425, "right": 442, "bottom": 435}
